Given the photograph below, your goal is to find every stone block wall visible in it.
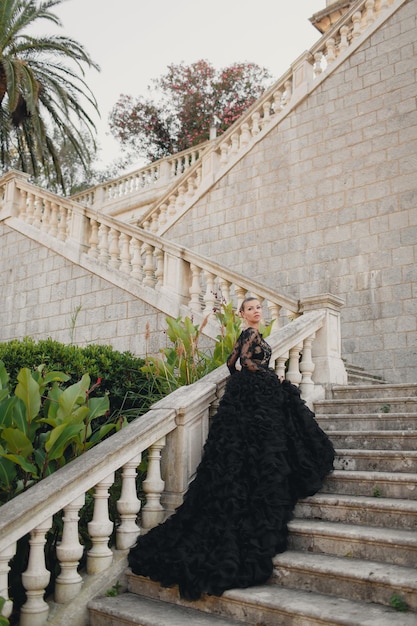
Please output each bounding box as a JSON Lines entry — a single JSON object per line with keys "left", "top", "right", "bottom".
{"left": 0, "top": 224, "right": 167, "bottom": 357}
{"left": 163, "top": 0, "right": 417, "bottom": 383}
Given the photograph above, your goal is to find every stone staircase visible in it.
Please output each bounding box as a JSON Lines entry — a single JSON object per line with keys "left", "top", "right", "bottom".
{"left": 88, "top": 383, "right": 417, "bottom": 625}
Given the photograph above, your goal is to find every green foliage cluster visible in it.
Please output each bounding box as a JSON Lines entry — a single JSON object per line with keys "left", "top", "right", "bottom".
{"left": 0, "top": 361, "right": 113, "bottom": 503}
{"left": 142, "top": 302, "right": 274, "bottom": 394}
{"left": 0, "top": 338, "right": 151, "bottom": 418}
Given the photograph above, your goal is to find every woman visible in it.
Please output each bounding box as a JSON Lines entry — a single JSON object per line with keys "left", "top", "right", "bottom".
{"left": 128, "top": 297, "right": 335, "bottom": 600}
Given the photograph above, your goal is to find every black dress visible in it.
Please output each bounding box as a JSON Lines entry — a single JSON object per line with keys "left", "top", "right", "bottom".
{"left": 128, "top": 327, "right": 335, "bottom": 600}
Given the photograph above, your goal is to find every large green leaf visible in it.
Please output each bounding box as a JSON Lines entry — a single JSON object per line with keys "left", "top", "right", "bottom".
{"left": 45, "top": 423, "right": 85, "bottom": 461}
{"left": 0, "top": 396, "right": 16, "bottom": 428}
{"left": 2, "top": 454, "right": 38, "bottom": 476}
{"left": 87, "top": 395, "right": 110, "bottom": 421}
{"left": 41, "top": 370, "right": 71, "bottom": 387}
{"left": 0, "top": 361, "right": 10, "bottom": 388}
{"left": 56, "top": 374, "right": 90, "bottom": 420}
{"left": 0, "top": 455, "right": 17, "bottom": 490}
{"left": 1, "top": 427, "right": 33, "bottom": 457}
{"left": 15, "top": 368, "right": 41, "bottom": 425}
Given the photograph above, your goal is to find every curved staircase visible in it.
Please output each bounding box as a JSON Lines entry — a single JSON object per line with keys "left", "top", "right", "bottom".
{"left": 88, "top": 383, "right": 417, "bottom": 625}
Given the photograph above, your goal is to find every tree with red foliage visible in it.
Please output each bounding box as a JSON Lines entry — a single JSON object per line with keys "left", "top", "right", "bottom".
{"left": 109, "top": 60, "right": 272, "bottom": 162}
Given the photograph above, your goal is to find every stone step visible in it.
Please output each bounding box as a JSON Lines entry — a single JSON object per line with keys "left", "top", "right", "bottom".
{"left": 272, "top": 551, "right": 417, "bottom": 612}
{"left": 88, "top": 592, "right": 244, "bottom": 625}
{"left": 317, "top": 412, "right": 417, "bottom": 431}
{"left": 315, "top": 397, "right": 417, "bottom": 415}
{"left": 288, "top": 519, "right": 417, "bottom": 567}
{"left": 326, "top": 429, "right": 417, "bottom": 450}
{"left": 295, "top": 493, "right": 417, "bottom": 530}
{"left": 123, "top": 574, "right": 417, "bottom": 626}
{"left": 322, "top": 469, "right": 417, "bottom": 499}
{"left": 331, "top": 383, "right": 417, "bottom": 399}
{"left": 334, "top": 448, "right": 417, "bottom": 472}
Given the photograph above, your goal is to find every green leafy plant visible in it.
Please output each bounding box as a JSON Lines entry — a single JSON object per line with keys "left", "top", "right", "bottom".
{"left": 389, "top": 593, "right": 409, "bottom": 612}
{"left": 372, "top": 487, "right": 382, "bottom": 498}
{"left": 105, "top": 581, "right": 122, "bottom": 597}
{"left": 380, "top": 404, "right": 391, "bottom": 413}
{"left": 0, "top": 597, "right": 10, "bottom": 625}
{"left": 0, "top": 361, "right": 115, "bottom": 502}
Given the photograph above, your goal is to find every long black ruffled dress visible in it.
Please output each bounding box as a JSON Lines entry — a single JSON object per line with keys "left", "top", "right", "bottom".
{"left": 128, "top": 327, "right": 335, "bottom": 600}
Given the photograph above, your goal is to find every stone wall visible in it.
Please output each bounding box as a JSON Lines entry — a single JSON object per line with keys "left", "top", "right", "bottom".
{"left": 163, "top": 0, "right": 417, "bottom": 383}
{"left": 0, "top": 224, "right": 166, "bottom": 357}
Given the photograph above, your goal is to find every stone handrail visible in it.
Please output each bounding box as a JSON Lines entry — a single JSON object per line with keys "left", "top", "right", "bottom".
{"left": 0, "top": 309, "right": 333, "bottom": 626}
{"left": 136, "top": 0, "right": 405, "bottom": 236}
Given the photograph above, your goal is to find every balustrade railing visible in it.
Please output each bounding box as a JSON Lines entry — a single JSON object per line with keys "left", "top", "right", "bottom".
{"left": 0, "top": 308, "right": 338, "bottom": 626}
{"left": 71, "top": 143, "right": 209, "bottom": 212}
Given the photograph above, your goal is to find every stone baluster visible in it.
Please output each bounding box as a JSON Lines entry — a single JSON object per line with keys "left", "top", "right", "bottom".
{"left": 220, "top": 142, "right": 229, "bottom": 165}
{"left": 203, "top": 271, "right": 216, "bottom": 314}
{"left": 170, "top": 160, "right": 177, "bottom": 178}
{"left": 313, "top": 51, "right": 323, "bottom": 76}
{"left": 18, "top": 188, "right": 28, "bottom": 220}
{"left": 154, "top": 248, "right": 164, "bottom": 289}
{"left": 119, "top": 233, "right": 131, "bottom": 273}
{"left": 261, "top": 101, "right": 271, "bottom": 128}
{"left": 26, "top": 191, "right": 35, "bottom": 224}
{"left": 231, "top": 133, "right": 239, "bottom": 155}
{"left": 282, "top": 79, "right": 292, "bottom": 106}
{"left": 40, "top": 199, "right": 51, "bottom": 232}
{"left": 189, "top": 264, "right": 202, "bottom": 311}
{"left": 87, "top": 474, "right": 115, "bottom": 574}
{"left": 168, "top": 195, "right": 177, "bottom": 216}
{"left": 55, "top": 494, "right": 85, "bottom": 603}
{"left": 142, "top": 243, "right": 156, "bottom": 287}
{"left": 116, "top": 453, "right": 142, "bottom": 549}
{"left": 142, "top": 219, "right": 151, "bottom": 231}
{"left": 273, "top": 89, "right": 283, "bottom": 113}
{"left": 352, "top": 11, "right": 362, "bottom": 38}
{"left": 109, "top": 228, "right": 120, "bottom": 269}
{"left": 219, "top": 278, "right": 231, "bottom": 305}
{"left": 266, "top": 301, "right": 281, "bottom": 330}
{"left": 141, "top": 438, "right": 166, "bottom": 531}
{"left": 240, "top": 122, "right": 251, "bottom": 147}
{"left": 176, "top": 185, "right": 186, "bottom": 210}
{"left": 130, "top": 237, "right": 143, "bottom": 281}
{"left": 187, "top": 176, "right": 195, "bottom": 198}
{"left": 275, "top": 353, "right": 288, "bottom": 381}
{"left": 33, "top": 197, "right": 43, "bottom": 229}
{"left": 20, "top": 517, "right": 52, "bottom": 626}
{"left": 326, "top": 37, "right": 337, "bottom": 64}
{"left": 88, "top": 219, "right": 100, "bottom": 258}
{"left": 339, "top": 25, "right": 349, "bottom": 53}
{"left": 49, "top": 202, "right": 59, "bottom": 237}
{"left": 299, "top": 334, "right": 316, "bottom": 399}
{"left": 98, "top": 223, "right": 110, "bottom": 263}
{"left": 235, "top": 285, "right": 247, "bottom": 311}
{"left": 363, "top": 0, "right": 375, "bottom": 29}
{"left": 159, "top": 203, "right": 168, "bottom": 227}
{"left": 251, "top": 111, "right": 261, "bottom": 136}
{"left": 286, "top": 344, "right": 302, "bottom": 386}
{"left": 57, "top": 205, "right": 68, "bottom": 241}
{"left": 0, "top": 543, "right": 16, "bottom": 620}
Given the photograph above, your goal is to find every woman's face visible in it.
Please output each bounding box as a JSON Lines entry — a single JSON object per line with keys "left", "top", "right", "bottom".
{"left": 241, "top": 299, "right": 262, "bottom": 325}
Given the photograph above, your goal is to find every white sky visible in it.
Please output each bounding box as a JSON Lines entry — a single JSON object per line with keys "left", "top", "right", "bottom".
{"left": 51, "top": 0, "right": 325, "bottom": 167}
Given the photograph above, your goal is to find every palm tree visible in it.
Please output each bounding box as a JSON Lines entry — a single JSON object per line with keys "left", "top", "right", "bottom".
{"left": 0, "top": 0, "right": 100, "bottom": 193}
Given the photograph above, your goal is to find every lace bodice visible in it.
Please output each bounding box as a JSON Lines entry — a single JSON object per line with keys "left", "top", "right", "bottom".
{"left": 227, "top": 327, "right": 272, "bottom": 374}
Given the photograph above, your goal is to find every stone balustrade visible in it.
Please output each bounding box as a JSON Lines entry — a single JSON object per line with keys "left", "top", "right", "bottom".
{"left": 71, "top": 143, "right": 209, "bottom": 214}
{"left": 0, "top": 308, "right": 342, "bottom": 626}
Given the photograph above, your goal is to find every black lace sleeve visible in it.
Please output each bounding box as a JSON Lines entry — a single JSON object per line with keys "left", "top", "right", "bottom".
{"left": 227, "top": 328, "right": 271, "bottom": 374}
